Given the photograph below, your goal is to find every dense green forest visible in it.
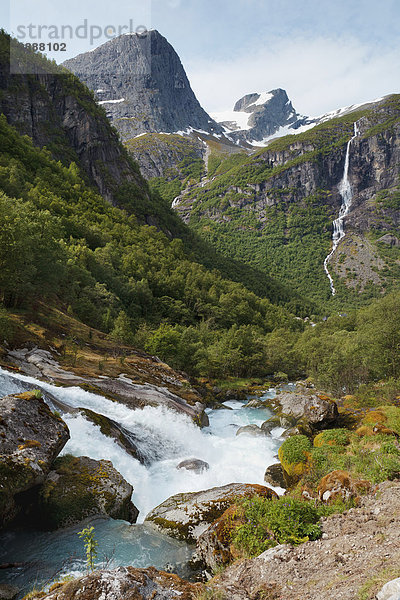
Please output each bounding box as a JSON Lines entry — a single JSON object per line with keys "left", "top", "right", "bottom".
{"left": 0, "top": 114, "right": 303, "bottom": 378}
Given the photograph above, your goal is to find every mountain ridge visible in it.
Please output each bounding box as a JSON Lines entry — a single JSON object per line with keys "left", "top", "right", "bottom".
{"left": 62, "top": 30, "right": 224, "bottom": 141}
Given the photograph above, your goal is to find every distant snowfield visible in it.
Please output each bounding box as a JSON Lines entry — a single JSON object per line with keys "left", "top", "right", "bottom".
{"left": 98, "top": 98, "right": 126, "bottom": 105}
{"left": 211, "top": 109, "right": 251, "bottom": 131}
{"left": 313, "top": 96, "right": 386, "bottom": 123}
{"left": 248, "top": 91, "right": 273, "bottom": 107}
{"left": 250, "top": 122, "right": 314, "bottom": 146}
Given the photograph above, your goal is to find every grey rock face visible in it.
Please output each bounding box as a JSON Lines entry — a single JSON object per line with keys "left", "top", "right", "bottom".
{"left": 276, "top": 392, "right": 338, "bottom": 429}
{"left": 23, "top": 566, "right": 201, "bottom": 600}
{"left": 126, "top": 132, "right": 205, "bottom": 180}
{"left": 0, "top": 39, "right": 148, "bottom": 207}
{"left": 63, "top": 31, "right": 223, "bottom": 141}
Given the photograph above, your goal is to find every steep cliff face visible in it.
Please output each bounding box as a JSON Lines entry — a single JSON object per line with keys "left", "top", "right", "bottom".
{"left": 0, "top": 33, "right": 151, "bottom": 211}
{"left": 174, "top": 96, "right": 400, "bottom": 304}
{"left": 63, "top": 30, "right": 223, "bottom": 141}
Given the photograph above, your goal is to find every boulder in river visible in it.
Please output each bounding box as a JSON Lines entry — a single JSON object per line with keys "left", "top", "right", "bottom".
{"left": 176, "top": 458, "right": 209, "bottom": 473}
{"left": 264, "top": 463, "right": 286, "bottom": 488}
{"left": 36, "top": 455, "right": 139, "bottom": 529}
{"left": 145, "top": 482, "right": 277, "bottom": 543}
{"left": 275, "top": 391, "right": 338, "bottom": 429}
{"left": 0, "top": 392, "right": 70, "bottom": 527}
{"left": 20, "top": 566, "right": 202, "bottom": 600}
{"left": 261, "top": 416, "right": 281, "bottom": 434}
{"left": 236, "top": 424, "right": 266, "bottom": 437}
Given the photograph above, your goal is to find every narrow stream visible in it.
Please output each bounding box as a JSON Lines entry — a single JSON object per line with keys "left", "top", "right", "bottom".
{"left": 0, "top": 368, "right": 284, "bottom": 596}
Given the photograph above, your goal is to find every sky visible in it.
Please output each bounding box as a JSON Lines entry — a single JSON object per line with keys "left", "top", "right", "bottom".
{"left": 3, "top": 0, "right": 400, "bottom": 117}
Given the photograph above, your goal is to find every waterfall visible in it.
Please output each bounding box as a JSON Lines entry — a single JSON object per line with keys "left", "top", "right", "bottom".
{"left": 324, "top": 122, "right": 360, "bottom": 295}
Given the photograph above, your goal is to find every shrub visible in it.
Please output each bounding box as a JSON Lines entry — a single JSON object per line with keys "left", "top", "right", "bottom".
{"left": 278, "top": 435, "right": 311, "bottom": 477}
{"left": 232, "top": 496, "right": 322, "bottom": 557}
{"left": 313, "top": 428, "right": 350, "bottom": 448}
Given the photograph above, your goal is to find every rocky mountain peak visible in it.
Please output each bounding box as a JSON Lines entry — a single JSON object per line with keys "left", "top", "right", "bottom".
{"left": 213, "top": 88, "right": 303, "bottom": 145}
{"left": 63, "top": 30, "right": 223, "bottom": 141}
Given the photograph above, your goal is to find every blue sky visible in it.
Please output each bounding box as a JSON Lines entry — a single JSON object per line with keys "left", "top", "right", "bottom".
{"left": 4, "top": 0, "right": 400, "bottom": 116}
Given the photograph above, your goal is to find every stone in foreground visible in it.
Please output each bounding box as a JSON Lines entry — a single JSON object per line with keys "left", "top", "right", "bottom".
{"left": 145, "top": 482, "right": 277, "bottom": 543}
{"left": 0, "top": 392, "right": 70, "bottom": 527}
{"left": 21, "top": 566, "right": 201, "bottom": 600}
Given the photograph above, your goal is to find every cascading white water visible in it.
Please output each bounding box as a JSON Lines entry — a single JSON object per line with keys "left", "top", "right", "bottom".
{"left": 0, "top": 367, "right": 284, "bottom": 594}
{"left": 0, "top": 369, "right": 283, "bottom": 517}
{"left": 324, "top": 122, "right": 360, "bottom": 295}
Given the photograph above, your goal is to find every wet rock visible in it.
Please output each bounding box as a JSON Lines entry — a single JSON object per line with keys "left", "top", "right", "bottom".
{"left": 78, "top": 408, "right": 146, "bottom": 463}
{"left": 261, "top": 416, "right": 281, "bottom": 433}
{"left": 145, "top": 483, "right": 276, "bottom": 543}
{"left": 264, "top": 463, "right": 286, "bottom": 488}
{"left": 7, "top": 348, "right": 209, "bottom": 426}
{"left": 0, "top": 584, "right": 18, "bottom": 600}
{"left": 22, "top": 566, "right": 202, "bottom": 600}
{"left": 176, "top": 459, "right": 209, "bottom": 473}
{"left": 0, "top": 392, "right": 70, "bottom": 527}
{"left": 236, "top": 424, "right": 265, "bottom": 437}
{"left": 244, "top": 398, "right": 267, "bottom": 409}
{"left": 36, "top": 455, "right": 138, "bottom": 529}
{"left": 281, "top": 420, "right": 313, "bottom": 438}
{"left": 317, "top": 470, "right": 371, "bottom": 504}
{"left": 279, "top": 413, "right": 297, "bottom": 429}
{"left": 275, "top": 391, "right": 338, "bottom": 429}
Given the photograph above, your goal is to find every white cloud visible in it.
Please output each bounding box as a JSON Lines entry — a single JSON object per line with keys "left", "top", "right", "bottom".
{"left": 186, "top": 35, "right": 400, "bottom": 117}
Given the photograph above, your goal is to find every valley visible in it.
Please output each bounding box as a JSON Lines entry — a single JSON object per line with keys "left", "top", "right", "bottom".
{"left": 0, "top": 20, "right": 400, "bottom": 600}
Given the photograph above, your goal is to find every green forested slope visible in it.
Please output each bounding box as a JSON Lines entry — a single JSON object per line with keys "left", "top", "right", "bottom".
{"left": 0, "top": 114, "right": 305, "bottom": 377}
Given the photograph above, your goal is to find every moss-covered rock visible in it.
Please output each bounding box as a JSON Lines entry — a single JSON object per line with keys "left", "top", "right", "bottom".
{"left": 317, "top": 470, "right": 370, "bottom": 504}
{"left": 196, "top": 503, "right": 246, "bottom": 571}
{"left": 0, "top": 392, "right": 69, "bottom": 528}
{"left": 278, "top": 435, "right": 311, "bottom": 486}
{"left": 36, "top": 455, "right": 138, "bottom": 529}
{"left": 313, "top": 428, "right": 351, "bottom": 448}
{"left": 145, "top": 483, "right": 277, "bottom": 543}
